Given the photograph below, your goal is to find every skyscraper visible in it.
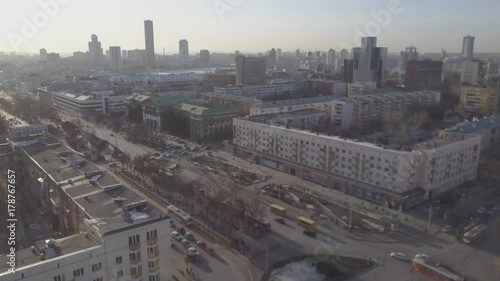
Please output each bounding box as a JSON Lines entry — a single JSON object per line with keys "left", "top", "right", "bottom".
{"left": 88, "top": 34, "right": 103, "bottom": 64}
{"left": 398, "top": 46, "right": 419, "bottom": 80}
{"left": 336, "top": 49, "right": 349, "bottom": 74}
{"left": 179, "top": 39, "right": 189, "bottom": 59}
{"left": 144, "top": 20, "right": 155, "bottom": 67}
{"left": 269, "top": 48, "right": 278, "bottom": 66}
{"left": 277, "top": 48, "right": 282, "bottom": 59}
{"left": 327, "top": 49, "right": 336, "bottom": 71}
{"left": 235, "top": 55, "right": 267, "bottom": 85}
{"left": 200, "top": 50, "right": 210, "bottom": 65}
{"left": 404, "top": 60, "right": 443, "bottom": 91}
{"left": 352, "top": 37, "right": 387, "bottom": 84}
{"left": 462, "top": 35, "right": 475, "bottom": 59}
{"left": 109, "top": 46, "right": 122, "bottom": 71}
{"left": 39, "top": 48, "right": 47, "bottom": 61}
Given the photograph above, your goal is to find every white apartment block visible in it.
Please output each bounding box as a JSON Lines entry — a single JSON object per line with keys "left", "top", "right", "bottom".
{"left": 214, "top": 82, "right": 304, "bottom": 98}
{"left": 231, "top": 118, "right": 481, "bottom": 208}
{"left": 111, "top": 73, "right": 204, "bottom": 84}
{"left": 250, "top": 96, "right": 335, "bottom": 116}
{"left": 331, "top": 99, "right": 354, "bottom": 129}
{"left": 52, "top": 90, "right": 127, "bottom": 118}
{"left": 347, "top": 82, "right": 377, "bottom": 96}
{"left": 348, "top": 89, "right": 441, "bottom": 127}
{"left": 250, "top": 109, "right": 328, "bottom": 129}
{"left": 0, "top": 138, "right": 173, "bottom": 281}
{"left": 445, "top": 115, "right": 500, "bottom": 152}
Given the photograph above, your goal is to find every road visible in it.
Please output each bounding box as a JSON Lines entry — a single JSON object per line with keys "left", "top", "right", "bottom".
{"left": 49, "top": 117, "right": 500, "bottom": 281}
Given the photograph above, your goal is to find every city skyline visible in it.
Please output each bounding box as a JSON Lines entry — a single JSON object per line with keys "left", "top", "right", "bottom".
{"left": 1, "top": 0, "right": 500, "bottom": 55}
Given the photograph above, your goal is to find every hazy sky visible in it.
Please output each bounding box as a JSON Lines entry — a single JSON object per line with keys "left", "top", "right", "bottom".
{"left": 1, "top": 0, "right": 499, "bottom": 55}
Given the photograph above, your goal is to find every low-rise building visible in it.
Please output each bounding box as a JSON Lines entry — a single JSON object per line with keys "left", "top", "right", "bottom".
{"left": 52, "top": 90, "right": 127, "bottom": 118}
{"left": 8, "top": 124, "right": 48, "bottom": 139}
{"left": 229, "top": 117, "right": 481, "bottom": 209}
{"left": 0, "top": 138, "right": 173, "bottom": 281}
{"left": 214, "top": 82, "right": 304, "bottom": 98}
{"left": 250, "top": 96, "right": 335, "bottom": 116}
{"left": 111, "top": 73, "right": 203, "bottom": 85}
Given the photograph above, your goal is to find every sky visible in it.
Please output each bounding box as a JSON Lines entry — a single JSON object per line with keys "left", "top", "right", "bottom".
{"left": 1, "top": 0, "right": 499, "bottom": 55}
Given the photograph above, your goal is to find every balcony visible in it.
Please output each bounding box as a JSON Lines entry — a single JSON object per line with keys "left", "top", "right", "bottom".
{"left": 130, "top": 257, "right": 141, "bottom": 265}
{"left": 148, "top": 250, "right": 159, "bottom": 259}
{"left": 149, "top": 266, "right": 160, "bottom": 274}
{"left": 129, "top": 243, "right": 141, "bottom": 252}
{"left": 131, "top": 273, "right": 143, "bottom": 280}
{"left": 147, "top": 238, "right": 158, "bottom": 246}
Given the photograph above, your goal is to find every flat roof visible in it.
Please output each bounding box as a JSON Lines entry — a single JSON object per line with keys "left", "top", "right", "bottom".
{"left": 447, "top": 115, "right": 500, "bottom": 134}
{"left": 253, "top": 95, "right": 336, "bottom": 110}
{"left": 0, "top": 233, "right": 100, "bottom": 273}
{"left": 250, "top": 108, "right": 326, "bottom": 122}
{"left": 175, "top": 103, "right": 235, "bottom": 116}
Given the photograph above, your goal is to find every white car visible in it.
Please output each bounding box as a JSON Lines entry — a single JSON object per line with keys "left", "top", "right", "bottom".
{"left": 390, "top": 252, "right": 408, "bottom": 261}
{"left": 415, "top": 254, "right": 431, "bottom": 260}
{"left": 187, "top": 247, "right": 200, "bottom": 256}
{"left": 477, "top": 207, "right": 487, "bottom": 215}
{"left": 171, "top": 231, "right": 183, "bottom": 241}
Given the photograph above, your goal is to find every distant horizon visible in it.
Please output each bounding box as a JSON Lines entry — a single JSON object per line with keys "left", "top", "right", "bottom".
{"left": 1, "top": 0, "right": 500, "bottom": 55}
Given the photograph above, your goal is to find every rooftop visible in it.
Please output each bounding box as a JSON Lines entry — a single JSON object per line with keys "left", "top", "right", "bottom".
{"left": 149, "top": 95, "right": 192, "bottom": 106}
{"left": 175, "top": 103, "right": 235, "bottom": 116}
{"left": 0, "top": 233, "right": 100, "bottom": 273}
{"left": 249, "top": 108, "right": 326, "bottom": 123}
{"left": 447, "top": 115, "right": 500, "bottom": 134}
{"left": 253, "top": 95, "right": 336, "bottom": 110}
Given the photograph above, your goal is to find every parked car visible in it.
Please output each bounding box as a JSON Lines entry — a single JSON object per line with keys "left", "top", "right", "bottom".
{"left": 303, "top": 229, "right": 317, "bottom": 238}
{"left": 187, "top": 247, "right": 200, "bottom": 257}
{"left": 207, "top": 247, "right": 215, "bottom": 256}
{"left": 415, "top": 254, "right": 431, "bottom": 260}
{"left": 181, "top": 239, "right": 190, "bottom": 248}
{"left": 441, "top": 225, "right": 453, "bottom": 233}
{"left": 477, "top": 207, "right": 486, "bottom": 215}
{"left": 171, "top": 231, "right": 182, "bottom": 241}
{"left": 169, "top": 220, "right": 175, "bottom": 228}
{"left": 196, "top": 241, "right": 206, "bottom": 250}
{"left": 274, "top": 218, "right": 285, "bottom": 224}
{"left": 178, "top": 227, "right": 186, "bottom": 235}
{"left": 390, "top": 252, "right": 409, "bottom": 261}
{"left": 184, "top": 232, "right": 195, "bottom": 241}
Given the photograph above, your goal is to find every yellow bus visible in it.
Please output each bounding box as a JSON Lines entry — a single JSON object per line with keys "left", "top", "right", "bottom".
{"left": 269, "top": 204, "right": 287, "bottom": 217}
{"left": 296, "top": 216, "right": 317, "bottom": 230}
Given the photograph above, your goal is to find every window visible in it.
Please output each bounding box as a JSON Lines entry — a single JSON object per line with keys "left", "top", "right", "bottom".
{"left": 116, "top": 256, "right": 123, "bottom": 264}
{"left": 54, "top": 275, "right": 65, "bottom": 281}
{"left": 129, "top": 234, "right": 140, "bottom": 245}
{"left": 130, "top": 251, "right": 142, "bottom": 261}
{"left": 92, "top": 263, "right": 102, "bottom": 272}
{"left": 117, "top": 270, "right": 123, "bottom": 278}
{"left": 146, "top": 230, "right": 158, "bottom": 241}
{"left": 73, "top": 268, "right": 84, "bottom": 277}
{"left": 93, "top": 278, "right": 103, "bottom": 281}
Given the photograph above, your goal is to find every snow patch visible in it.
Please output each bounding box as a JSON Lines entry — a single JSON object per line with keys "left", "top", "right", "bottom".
{"left": 269, "top": 260, "right": 326, "bottom": 281}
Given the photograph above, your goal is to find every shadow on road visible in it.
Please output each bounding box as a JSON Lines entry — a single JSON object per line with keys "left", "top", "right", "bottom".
{"left": 212, "top": 254, "right": 229, "bottom": 265}
{"left": 268, "top": 230, "right": 304, "bottom": 249}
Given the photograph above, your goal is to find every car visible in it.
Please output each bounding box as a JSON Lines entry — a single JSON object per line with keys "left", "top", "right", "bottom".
{"left": 196, "top": 241, "right": 207, "bottom": 250}
{"left": 441, "top": 225, "right": 453, "bottom": 233}
{"left": 274, "top": 218, "right": 285, "bottom": 224}
{"left": 390, "top": 252, "right": 408, "bottom": 261}
{"left": 178, "top": 227, "right": 186, "bottom": 235}
{"left": 171, "top": 231, "right": 182, "bottom": 241}
{"left": 303, "top": 229, "right": 317, "bottom": 237}
{"left": 181, "top": 239, "right": 190, "bottom": 247}
{"left": 415, "top": 254, "right": 431, "bottom": 260}
{"left": 477, "top": 207, "right": 486, "bottom": 214}
{"left": 486, "top": 208, "right": 497, "bottom": 216}
{"left": 184, "top": 232, "right": 195, "bottom": 241}
{"left": 169, "top": 220, "right": 175, "bottom": 228}
{"left": 207, "top": 247, "right": 215, "bottom": 256}
{"left": 187, "top": 247, "right": 200, "bottom": 257}
{"left": 107, "top": 162, "right": 117, "bottom": 167}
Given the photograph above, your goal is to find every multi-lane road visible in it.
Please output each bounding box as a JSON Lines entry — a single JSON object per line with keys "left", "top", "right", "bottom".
{"left": 48, "top": 116, "right": 500, "bottom": 281}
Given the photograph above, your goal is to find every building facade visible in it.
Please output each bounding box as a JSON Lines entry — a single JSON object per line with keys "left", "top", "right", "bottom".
{"left": 250, "top": 96, "right": 335, "bottom": 116}
{"left": 235, "top": 55, "right": 267, "bottom": 85}
{"left": 230, "top": 118, "right": 481, "bottom": 209}
{"left": 404, "top": 60, "right": 444, "bottom": 92}
{"left": 460, "top": 86, "right": 499, "bottom": 117}
{"left": 214, "top": 82, "right": 304, "bottom": 98}
{"left": 52, "top": 91, "right": 126, "bottom": 118}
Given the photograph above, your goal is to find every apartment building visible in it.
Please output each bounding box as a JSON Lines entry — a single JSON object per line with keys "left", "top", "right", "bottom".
{"left": 229, "top": 118, "right": 481, "bottom": 209}
{"left": 347, "top": 82, "right": 377, "bottom": 96}
{"left": 249, "top": 109, "right": 328, "bottom": 129}
{"left": 331, "top": 99, "right": 354, "bottom": 129}
{"left": 52, "top": 90, "right": 126, "bottom": 118}
{"left": 445, "top": 115, "right": 500, "bottom": 152}
{"left": 235, "top": 55, "right": 267, "bottom": 85}
{"left": 250, "top": 96, "right": 335, "bottom": 116}
{"left": 460, "top": 86, "right": 499, "bottom": 117}
{"left": 110, "top": 73, "right": 204, "bottom": 85}
{"left": 0, "top": 137, "right": 172, "bottom": 281}
{"left": 214, "top": 81, "right": 304, "bottom": 98}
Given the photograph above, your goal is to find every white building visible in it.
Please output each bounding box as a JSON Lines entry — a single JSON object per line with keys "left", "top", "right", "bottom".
{"left": 347, "top": 82, "right": 377, "bottom": 96}
{"left": 331, "top": 99, "right": 354, "bottom": 129}
{"left": 215, "top": 82, "right": 304, "bottom": 98}
{"left": 0, "top": 139, "right": 173, "bottom": 281}
{"left": 52, "top": 90, "right": 126, "bottom": 117}
{"left": 445, "top": 115, "right": 500, "bottom": 152}
{"left": 110, "top": 73, "right": 204, "bottom": 84}
{"left": 250, "top": 96, "right": 334, "bottom": 116}
{"left": 230, "top": 117, "right": 481, "bottom": 208}
{"left": 444, "top": 59, "right": 479, "bottom": 85}
{"left": 249, "top": 109, "right": 328, "bottom": 129}
{"left": 8, "top": 124, "right": 48, "bottom": 138}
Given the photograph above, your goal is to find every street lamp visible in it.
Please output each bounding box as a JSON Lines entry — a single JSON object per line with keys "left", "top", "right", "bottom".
{"left": 427, "top": 200, "right": 440, "bottom": 233}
